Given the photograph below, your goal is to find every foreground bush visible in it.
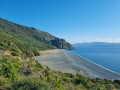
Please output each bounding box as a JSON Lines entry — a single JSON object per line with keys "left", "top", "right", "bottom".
{"left": 8, "top": 76, "right": 50, "bottom": 90}
{"left": 0, "top": 55, "right": 120, "bottom": 90}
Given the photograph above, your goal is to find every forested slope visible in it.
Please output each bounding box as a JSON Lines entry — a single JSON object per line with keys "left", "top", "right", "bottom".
{"left": 0, "top": 17, "right": 74, "bottom": 51}
{"left": 0, "top": 30, "right": 39, "bottom": 57}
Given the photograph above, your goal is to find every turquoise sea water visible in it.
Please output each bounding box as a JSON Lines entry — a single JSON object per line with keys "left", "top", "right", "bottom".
{"left": 70, "top": 47, "right": 120, "bottom": 74}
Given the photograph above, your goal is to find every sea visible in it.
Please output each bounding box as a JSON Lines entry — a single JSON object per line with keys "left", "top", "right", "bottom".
{"left": 70, "top": 47, "right": 120, "bottom": 74}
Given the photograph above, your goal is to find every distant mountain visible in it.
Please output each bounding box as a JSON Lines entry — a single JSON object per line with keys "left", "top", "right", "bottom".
{"left": 73, "top": 42, "right": 120, "bottom": 48}
{"left": 0, "top": 17, "right": 74, "bottom": 51}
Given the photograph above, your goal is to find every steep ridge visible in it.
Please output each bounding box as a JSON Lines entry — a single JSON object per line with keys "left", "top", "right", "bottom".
{"left": 0, "top": 17, "right": 74, "bottom": 51}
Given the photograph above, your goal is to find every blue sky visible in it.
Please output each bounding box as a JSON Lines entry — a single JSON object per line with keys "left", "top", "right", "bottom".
{"left": 0, "top": 0, "right": 120, "bottom": 44}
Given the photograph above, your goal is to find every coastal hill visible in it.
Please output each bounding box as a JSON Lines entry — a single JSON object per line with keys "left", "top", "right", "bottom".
{"left": 0, "top": 17, "right": 74, "bottom": 51}
{"left": 73, "top": 42, "right": 120, "bottom": 48}
{"left": 0, "top": 18, "right": 120, "bottom": 89}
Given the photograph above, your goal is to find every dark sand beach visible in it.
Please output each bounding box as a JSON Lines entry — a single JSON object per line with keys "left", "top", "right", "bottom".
{"left": 36, "top": 49, "right": 120, "bottom": 80}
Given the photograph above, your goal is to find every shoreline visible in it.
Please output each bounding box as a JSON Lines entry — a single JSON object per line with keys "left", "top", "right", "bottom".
{"left": 36, "top": 49, "right": 120, "bottom": 80}
{"left": 69, "top": 50, "right": 120, "bottom": 76}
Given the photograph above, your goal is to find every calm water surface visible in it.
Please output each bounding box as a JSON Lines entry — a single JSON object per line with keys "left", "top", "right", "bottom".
{"left": 70, "top": 47, "right": 120, "bottom": 74}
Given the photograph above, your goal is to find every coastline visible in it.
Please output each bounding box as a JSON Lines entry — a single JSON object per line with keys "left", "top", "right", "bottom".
{"left": 69, "top": 50, "right": 120, "bottom": 76}
{"left": 36, "top": 49, "right": 120, "bottom": 80}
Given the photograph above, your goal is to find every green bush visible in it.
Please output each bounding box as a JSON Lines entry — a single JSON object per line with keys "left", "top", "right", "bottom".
{"left": 0, "top": 56, "right": 22, "bottom": 80}
{"left": 0, "top": 77, "right": 9, "bottom": 87}
{"left": 114, "top": 80, "right": 120, "bottom": 85}
{"left": 0, "top": 46, "right": 6, "bottom": 50}
{"left": 64, "top": 73, "right": 75, "bottom": 78}
{"left": 35, "top": 61, "right": 44, "bottom": 69}
{"left": 8, "top": 77, "right": 50, "bottom": 90}
{"left": 11, "top": 51, "right": 19, "bottom": 56}
{"left": 1, "top": 62, "right": 18, "bottom": 80}
{"left": 74, "top": 74, "right": 87, "bottom": 86}
{"left": 33, "top": 49, "right": 40, "bottom": 56}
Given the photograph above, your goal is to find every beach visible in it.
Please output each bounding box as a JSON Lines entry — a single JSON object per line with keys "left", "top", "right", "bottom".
{"left": 36, "top": 49, "right": 120, "bottom": 80}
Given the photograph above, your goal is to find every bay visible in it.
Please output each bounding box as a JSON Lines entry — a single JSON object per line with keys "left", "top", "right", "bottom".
{"left": 70, "top": 47, "right": 120, "bottom": 74}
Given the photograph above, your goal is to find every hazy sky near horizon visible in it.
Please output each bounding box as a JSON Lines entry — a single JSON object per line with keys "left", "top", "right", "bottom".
{"left": 0, "top": 0, "right": 120, "bottom": 44}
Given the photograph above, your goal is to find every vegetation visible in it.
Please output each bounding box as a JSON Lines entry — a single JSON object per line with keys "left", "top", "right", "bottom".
{"left": 0, "top": 30, "right": 39, "bottom": 57}
{"left": 0, "top": 17, "right": 120, "bottom": 90}
{"left": 9, "top": 77, "right": 50, "bottom": 90}
{"left": 0, "top": 17, "right": 74, "bottom": 50}
{"left": 0, "top": 55, "right": 120, "bottom": 90}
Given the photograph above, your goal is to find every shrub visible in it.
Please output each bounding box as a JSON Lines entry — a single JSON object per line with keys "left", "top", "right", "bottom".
{"left": 8, "top": 76, "right": 50, "bottom": 90}
{"left": 44, "top": 69, "right": 51, "bottom": 76}
{"left": 64, "top": 73, "right": 75, "bottom": 78}
{"left": 35, "top": 61, "right": 44, "bottom": 69}
{"left": 11, "top": 51, "right": 19, "bottom": 56}
{"left": 1, "top": 62, "right": 18, "bottom": 80}
{"left": 0, "top": 46, "right": 6, "bottom": 50}
{"left": 0, "top": 77, "right": 9, "bottom": 87}
{"left": 74, "top": 75, "right": 87, "bottom": 86}
{"left": 33, "top": 49, "right": 40, "bottom": 56}
{"left": 0, "top": 56, "right": 22, "bottom": 81}
{"left": 114, "top": 80, "right": 120, "bottom": 85}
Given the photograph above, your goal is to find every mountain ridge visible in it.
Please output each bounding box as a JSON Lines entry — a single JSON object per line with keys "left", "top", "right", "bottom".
{"left": 0, "top": 17, "right": 74, "bottom": 51}
{"left": 73, "top": 42, "right": 120, "bottom": 48}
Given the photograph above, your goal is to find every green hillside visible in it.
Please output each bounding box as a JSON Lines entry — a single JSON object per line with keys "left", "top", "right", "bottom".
{"left": 0, "top": 50, "right": 120, "bottom": 90}
{"left": 0, "top": 30, "right": 39, "bottom": 57}
{"left": 0, "top": 18, "right": 120, "bottom": 90}
{"left": 0, "top": 17, "right": 74, "bottom": 51}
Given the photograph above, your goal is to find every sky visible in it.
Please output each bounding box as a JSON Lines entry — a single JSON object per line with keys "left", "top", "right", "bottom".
{"left": 0, "top": 0, "right": 120, "bottom": 44}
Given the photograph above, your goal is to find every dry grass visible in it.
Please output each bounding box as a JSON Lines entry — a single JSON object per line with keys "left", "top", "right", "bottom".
{"left": 39, "top": 50, "right": 54, "bottom": 55}
{"left": 39, "top": 49, "right": 60, "bottom": 55}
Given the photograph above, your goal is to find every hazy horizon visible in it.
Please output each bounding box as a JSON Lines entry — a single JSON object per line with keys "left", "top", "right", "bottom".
{"left": 72, "top": 41, "right": 120, "bottom": 44}
{"left": 1, "top": 0, "right": 120, "bottom": 44}
{"left": 71, "top": 39, "right": 120, "bottom": 44}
